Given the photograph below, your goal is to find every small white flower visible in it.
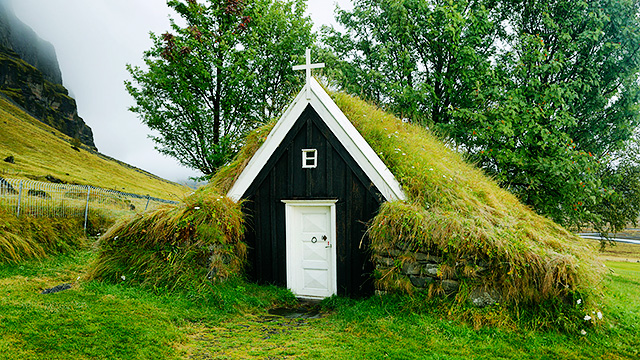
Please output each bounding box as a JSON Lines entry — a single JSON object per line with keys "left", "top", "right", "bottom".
{"left": 194, "top": 206, "right": 200, "bottom": 210}
{"left": 584, "top": 315, "right": 591, "bottom": 321}
{"left": 577, "top": 299, "right": 582, "bottom": 305}
{"left": 580, "top": 329, "right": 587, "bottom": 335}
{"left": 114, "top": 236, "right": 118, "bottom": 240}
{"left": 77, "top": 276, "right": 80, "bottom": 281}
{"left": 429, "top": 168, "right": 434, "bottom": 171}
{"left": 597, "top": 311, "right": 603, "bottom": 320}
{"left": 121, "top": 275, "right": 126, "bottom": 281}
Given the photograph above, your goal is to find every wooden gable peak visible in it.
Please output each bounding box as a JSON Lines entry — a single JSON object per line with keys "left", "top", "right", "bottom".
{"left": 227, "top": 77, "right": 406, "bottom": 202}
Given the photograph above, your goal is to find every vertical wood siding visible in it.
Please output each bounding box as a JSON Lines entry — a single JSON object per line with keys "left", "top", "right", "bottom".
{"left": 242, "top": 105, "right": 385, "bottom": 297}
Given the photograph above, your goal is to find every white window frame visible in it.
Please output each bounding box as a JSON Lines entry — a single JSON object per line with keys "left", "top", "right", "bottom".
{"left": 302, "top": 149, "right": 317, "bottom": 168}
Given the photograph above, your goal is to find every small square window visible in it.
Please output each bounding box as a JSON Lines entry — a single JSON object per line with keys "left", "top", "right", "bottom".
{"left": 302, "top": 149, "right": 317, "bottom": 168}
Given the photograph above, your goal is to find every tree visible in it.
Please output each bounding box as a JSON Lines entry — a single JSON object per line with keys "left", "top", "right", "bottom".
{"left": 126, "top": 0, "right": 314, "bottom": 175}
{"left": 322, "top": 0, "right": 501, "bottom": 125}
{"left": 592, "top": 132, "right": 640, "bottom": 236}
{"left": 459, "top": 0, "right": 640, "bottom": 228}
{"left": 324, "top": 0, "right": 640, "bottom": 229}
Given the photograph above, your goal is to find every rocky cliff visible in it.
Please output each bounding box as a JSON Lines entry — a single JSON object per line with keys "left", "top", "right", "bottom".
{"left": 0, "top": 0, "right": 95, "bottom": 148}
{"left": 0, "top": 47, "right": 95, "bottom": 147}
{"left": 0, "top": 0, "right": 61, "bottom": 85}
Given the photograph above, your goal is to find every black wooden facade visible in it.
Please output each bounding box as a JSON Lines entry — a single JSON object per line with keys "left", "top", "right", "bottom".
{"left": 241, "top": 104, "right": 386, "bottom": 297}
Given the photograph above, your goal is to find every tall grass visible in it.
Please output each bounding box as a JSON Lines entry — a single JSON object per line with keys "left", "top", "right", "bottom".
{"left": 331, "top": 91, "right": 604, "bottom": 327}
{"left": 87, "top": 185, "right": 246, "bottom": 292}
{"left": 0, "top": 207, "right": 111, "bottom": 263}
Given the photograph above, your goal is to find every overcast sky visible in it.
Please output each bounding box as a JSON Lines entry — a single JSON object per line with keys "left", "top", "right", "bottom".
{"left": 9, "top": 0, "right": 351, "bottom": 182}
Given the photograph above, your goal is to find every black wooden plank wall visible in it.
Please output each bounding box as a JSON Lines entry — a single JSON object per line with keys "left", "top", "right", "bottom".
{"left": 242, "top": 105, "right": 385, "bottom": 297}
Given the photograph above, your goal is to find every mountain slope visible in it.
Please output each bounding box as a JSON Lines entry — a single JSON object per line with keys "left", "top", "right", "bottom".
{"left": 0, "top": 1, "right": 95, "bottom": 147}
{"left": 0, "top": 95, "right": 187, "bottom": 200}
{"left": 0, "top": 46, "right": 95, "bottom": 148}
{"left": 0, "top": 0, "right": 61, "bottom": 85}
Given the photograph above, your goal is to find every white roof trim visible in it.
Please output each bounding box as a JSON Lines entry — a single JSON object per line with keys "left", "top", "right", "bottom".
{"left": 227, "top": 77, "right": 406, "bottom": 202}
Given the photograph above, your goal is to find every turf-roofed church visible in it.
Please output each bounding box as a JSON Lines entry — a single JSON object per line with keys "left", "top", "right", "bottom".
{"left": 227, "top": 50, "right": 405, "bottom": 299}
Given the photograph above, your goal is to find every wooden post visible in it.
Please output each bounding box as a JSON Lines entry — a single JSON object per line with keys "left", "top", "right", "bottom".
{"left": 84, "top": 187, "right": 91, "bottom": 231}
{"left": 16, "top": 180, "right": 23, "bottom": 217}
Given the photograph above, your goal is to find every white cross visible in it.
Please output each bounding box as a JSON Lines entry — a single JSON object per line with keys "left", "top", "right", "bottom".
{"left": 293, "top": 48, "right": 324, "bottom": 99}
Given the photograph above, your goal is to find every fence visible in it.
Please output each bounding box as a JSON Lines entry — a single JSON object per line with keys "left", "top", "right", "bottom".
{"left": 0, "top": 177, "right": 179, "bottom": 229}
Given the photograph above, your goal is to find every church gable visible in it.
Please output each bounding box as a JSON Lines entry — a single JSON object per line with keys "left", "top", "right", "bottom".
{"left": 227, "top": 77, "right": 405, "bottom": 203}
{"left": 242, "top": 104, "right": 387, "bottom": 203}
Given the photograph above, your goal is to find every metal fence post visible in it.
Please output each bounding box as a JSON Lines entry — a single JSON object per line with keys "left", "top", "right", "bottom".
{"left": 16, "top": 180, "right": 23, "bottom": 217}
{"left": 144, "top": 195, "right": 150, "bottom": 211}
{"left": 84, "top": 186, "right": 91, "bottom": 231}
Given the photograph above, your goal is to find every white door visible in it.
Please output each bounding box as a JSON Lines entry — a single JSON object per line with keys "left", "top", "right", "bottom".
{"left": 283, "top": 200, "right": 337, "bottom": 299}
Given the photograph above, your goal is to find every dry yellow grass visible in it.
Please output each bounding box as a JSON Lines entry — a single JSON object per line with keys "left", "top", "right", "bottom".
{"left": 0, "top": 96, "right": 188, "bottom": 199}
{"left": 598, "top": 241, "right": 640, "bottom": 263}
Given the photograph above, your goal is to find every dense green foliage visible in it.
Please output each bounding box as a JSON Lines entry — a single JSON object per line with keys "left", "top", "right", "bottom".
{"left": 323, "top": 0, "right": 498, "bottom": 125}
{"left": 1, "top": 250, "right": 639, "bottom": 359}
{"left": 323, "top": 0, "right": 640, "bottom": 230}
{"left": 126, "top": 0, "right": 314, "bottom": 175}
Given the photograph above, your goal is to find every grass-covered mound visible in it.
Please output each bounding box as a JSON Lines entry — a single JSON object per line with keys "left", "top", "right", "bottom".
{"left": 86, "top": 185, "right": 245, "bottom": 291}
{"left": 335, "top": 92, "right": 604, "bottom": 300}
{"left": 0, "top": 207, "right": 109, "bottom": 263}
{"left": 212, "top": 89, "right": 604, "bottom": 319}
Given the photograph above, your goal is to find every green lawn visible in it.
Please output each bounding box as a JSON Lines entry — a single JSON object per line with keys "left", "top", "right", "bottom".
{"left": 1, "top": 250, "right": 638, "bottom": 359}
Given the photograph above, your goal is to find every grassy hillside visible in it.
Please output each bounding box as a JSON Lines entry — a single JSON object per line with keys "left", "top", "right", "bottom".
{"left": 0, "top": 95, "right": 188, "bottom": 200}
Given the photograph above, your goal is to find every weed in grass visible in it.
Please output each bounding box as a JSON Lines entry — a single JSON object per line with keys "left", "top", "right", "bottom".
{"left": 0, "top": 207, "right": 112, "bottom": 264}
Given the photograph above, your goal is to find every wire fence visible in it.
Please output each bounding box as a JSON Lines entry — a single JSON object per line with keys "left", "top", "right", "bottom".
{"left": 0, "top": 177, "right": 179, "bottom": 229}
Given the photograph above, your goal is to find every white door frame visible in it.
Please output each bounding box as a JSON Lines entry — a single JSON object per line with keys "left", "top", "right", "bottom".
{"left": 282, "top": 199, "right": 338, "bottom": 299}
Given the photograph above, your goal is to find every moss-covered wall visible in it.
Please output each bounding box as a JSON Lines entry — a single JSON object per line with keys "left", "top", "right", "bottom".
{"left": 373, "top": 244, "right": 502, "bottom": 308}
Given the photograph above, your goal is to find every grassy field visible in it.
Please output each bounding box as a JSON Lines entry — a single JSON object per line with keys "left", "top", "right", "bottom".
{"left": 0, "top": 243, "right": 638, "bottom": 359}
{"left": 0, "top": 96, "right": 188, "bottom": 200}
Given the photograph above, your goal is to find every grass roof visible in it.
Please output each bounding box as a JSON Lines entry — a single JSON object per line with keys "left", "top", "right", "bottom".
{"left": 90, "top": 86, "right": 604, "bottom": 330}
{"left": 212, "top": 89, "right": 604, "bottom": 310}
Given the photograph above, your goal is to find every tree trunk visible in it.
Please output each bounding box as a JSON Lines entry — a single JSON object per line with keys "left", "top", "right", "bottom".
{"left": 214, "top": 57, "right": 222, "bottom": 144}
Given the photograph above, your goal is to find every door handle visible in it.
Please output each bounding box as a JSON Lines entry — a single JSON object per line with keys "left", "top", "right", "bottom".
{"left": 323, "top": 235, "right": 331, "bottom": 248}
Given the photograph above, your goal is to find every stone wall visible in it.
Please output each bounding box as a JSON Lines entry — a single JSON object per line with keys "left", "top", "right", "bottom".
{"left": 373, "top": 243, "right": 501, "bottom": 307}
